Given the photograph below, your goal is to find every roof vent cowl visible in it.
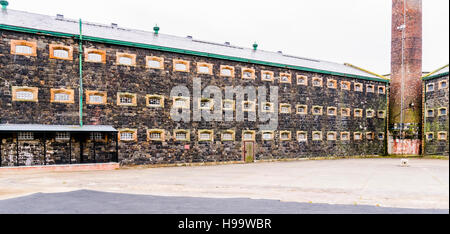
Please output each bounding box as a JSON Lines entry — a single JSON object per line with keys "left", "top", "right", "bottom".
{"left": 1, "top": 0, "right": 9, "bottom": 11}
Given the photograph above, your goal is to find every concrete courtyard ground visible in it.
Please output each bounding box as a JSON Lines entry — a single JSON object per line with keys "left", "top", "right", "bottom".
{"left": 0, "top": 158, "right": 448, "bottom": 213}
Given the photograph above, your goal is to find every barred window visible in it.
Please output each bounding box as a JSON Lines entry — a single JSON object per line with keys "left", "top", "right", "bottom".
{"left": 280, "top": 104, "right": 291, "bottom": 114}
{"left": 90, "top": 132, "right": 103, "bottom": 141}
{"left": 120, "top": 132, "right": 134, "bottom": 141}
{"left": 297, "top": 132, "right": 307, "bottom": 142}
{"left": 55, "top": 93, "right": 70, "bottom": 102}
{"left": 16, "top": 91, "right": 34, "bottom": 100}
{"left": 53, "top": 49, "right": 69, "bottom": 59}
{"left": 262, "top": 131, "right": 274, "bottom": 141}
{"left": 280, "top": 131, "right": 291, "bottom": 141}
{"left": 341, "top": 132, "right": 350, "bottom": 141}
{"left": 354, "top": 83, "right": 363, "bottom": 92}
{"left": 312, "top": 132, "right": 322, "bottom": 141}
{"left": 221, "top": 131, "right": 235, "bottom": 141}
{"left": 90, "top": 95, "right": 103, "bottom": 104}
{"left": 198, "top": 130, "right": 213, "bottom": 141}
{"left": 88, "top": 53, "right": 102, "bottom": 62}
{"left": 18, "top": 132, "right": 34, "bottom": 140}
{"left": 56, "top": 132, "right": 70, "bottom": 140}
{"left": 327, "top": 132, "right": 337, "bottom": 141}
{"left": 297, "top": 75, "right": 308, "bottom": 85}
{"left": 120, "top": 96, "right": 133, "bottom": 104}
{"left": 174, "top": 130, "right": 189, "bottom": 141}
{"left": 15, "top": 45, "right": 32, "bottom": 55}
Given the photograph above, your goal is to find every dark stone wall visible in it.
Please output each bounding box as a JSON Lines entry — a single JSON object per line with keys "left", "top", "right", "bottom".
{"left": 423, "top": 75, "right": 449, "bottom": 156}
{"left": 0, "top": 30, "right": 388, "bottom": 166}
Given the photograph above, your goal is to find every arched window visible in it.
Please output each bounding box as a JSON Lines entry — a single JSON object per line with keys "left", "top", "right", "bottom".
{"left": 11, "top": 40, "right": 37, "bottom": 56}
{"left": 49, "top": 44, "right": 73, "bottom": 60}
{"left": 51, "top": 88, "right": 74, "bottom": 104}
{"left": 116, "top": 53, "right": 136, "bottom": 66}
{"left": 85, "top": 49, "right": 106, "bottom": 63}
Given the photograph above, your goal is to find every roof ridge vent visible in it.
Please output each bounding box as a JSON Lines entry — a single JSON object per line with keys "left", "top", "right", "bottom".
{"left": 56, "top": 14, "right": 64, "bottom": 20}
{"left": 111, "top": 23, "right": 118, "bottom": 29}
{"left": 224, "top": 42, "right": 230, "bottom": 46}
{"left": 187, "top": 35, "right": 193, "bottom": 39}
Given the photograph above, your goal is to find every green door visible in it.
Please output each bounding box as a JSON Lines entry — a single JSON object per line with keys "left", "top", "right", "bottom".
{"left": 244, "top": 141, "right": 255, "bottom": 163}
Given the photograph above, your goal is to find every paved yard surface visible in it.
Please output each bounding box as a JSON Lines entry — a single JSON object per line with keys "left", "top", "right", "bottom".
{"left": 0, "top": 158, "right": 448, "bottom": 213}
{"left": 0, "top": 190, "right": 447, "bottom": 214}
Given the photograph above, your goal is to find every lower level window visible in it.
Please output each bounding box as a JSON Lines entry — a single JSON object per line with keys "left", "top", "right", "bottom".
{"left": 174, "top": 130, "right": 190, "bottom": 141}
{"left": 119, "top": 130, "right": 137, "bottom": 142}
{"left": 18, "top": 132, "right": 34, "bottom": 140}
{"left": 56, "top": 132, "right": 70, "bottom": 140}
{"left": 90, "top": 132, "right": 104, "bottom": 141}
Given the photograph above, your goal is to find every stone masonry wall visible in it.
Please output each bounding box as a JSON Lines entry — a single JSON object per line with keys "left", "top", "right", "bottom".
{"left": 423, "top": 75, "right": 449, "bottom": 156}
{"left": 0, "top": 30, "right": 388, "bottom": 166}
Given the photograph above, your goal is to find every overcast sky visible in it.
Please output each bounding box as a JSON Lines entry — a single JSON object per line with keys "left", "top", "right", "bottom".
{"left": 7, "top": 0, "right": 449, "bottom": 74}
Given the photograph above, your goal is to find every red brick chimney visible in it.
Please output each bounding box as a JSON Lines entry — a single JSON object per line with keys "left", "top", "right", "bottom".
{"left": 389, "top": 0, "right": 422, "bottom": 155}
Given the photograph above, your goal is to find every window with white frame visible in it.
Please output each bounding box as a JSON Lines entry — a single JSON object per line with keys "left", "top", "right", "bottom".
{"left": 262, "top": 131, "right": 274, "bottom": 141}
{"left": 366, "top": 132, "right": 374, "bottom": 140}
{"left": 56, "top": 132, "right": 70, "bottom": 140}
{"left": 18, "top": 132, "right": 34, "bottom": 140}
{"left": 341, "top": 108, "right": 350, "bottom": 117}
{"left": 118, "top": 56, "right": 133, "bottom": 65}
{"left": 119, "top": 95, "right": 134, "bottom": 105}
{"left": 147, "top": 95, "right": 164, "bottom": 107}
{"left": 173, "top": 60, "right": 189, "bottom": 72}
{"left": 354, "top": 83, "right": 363, "bottom": 92}
{"left": 280, "top": 104, "right": 291, "bottom": 114}
{"left": 366, "top": 85, "right": 375, "bottom": 93}
{"left": 312, "top": 77, "right": 323, "bottom": 87}
{"left": 175, "top": 130, "right": 189, "bottom": 141}
{"left": 88, "top": 53, "right": 102, "bottom": 62}
{"left": 327, "top": 107, "right": 337, "bottom": 116}
{"left": 16, "top": 91, "right": 34, "bottom": 100}
{"left": 242, "top": 131, "right": 255, "bottom": 141}
{"left": 354, "top": 132, "right": 362, "bottom": 140}
{"left": 296, "top": 105, "right": 307, "bottom": 115}
{"left": 327, "top": 132, "right": 337, "bottom": 141}
{"left": 341, "top": 81, "right": 350, "bottom": 90}
{"left": 199, "top": 130, "right": 213, "bottom": 141}
{"left": 54, "top": 93, "right": 70, "bottom": 102}
{"left": 173, "top": 97, "right": 189, "bottom": 109}
{"left": 297, "top": 132, "right": 307, "bottom": 142}
{"left": 200, "top": 98, "right": 213, "bottom": 110}
{"left": 15, "top": 45, "right": 33, "bottom": 55}
{"left": 223, "top": 100, "right": 234, "bottom": 110}
{"left": 312, "top": 132, "right": 322, "bottom": 141}
{"left": 148, "top": 130, "right": 164, "bottom": 141}
{"left": 439, "top": 108, "right": 447, "bottom": 116}
{"left": 221, "top": 131, "right": 235, "bottom": 141}
{"left": 220, "top": 66, "right": 234, "bottom": 77}
{"left": 341, "top": 132, "right": 350, "bottom": 141}
{"left": 261, "top": 71, "right": 273, "bottom": 81}
{"left": 90, "top": 132, "right": 103, "bottom": 141}
{"left": 53, "top": 49, "right": 69, "bottom": 59}
{"left": 198, "top": 64, "right": 211, "bottom": 74}
{"left": 354, "top": 109, "right": 363, "bottom": 117}
{"left": 120, "top": 131, "right": 134, "bottom": 141}
{"left": 280, "top": 131, "right": 291, "bottom": 141}
{"left": 312, "top": 106, "right": 323, "bottom": 115}
{"left": 297, "top": 75, "right": 307, "bottom": 85}
{"left": 426, "top": 83, "right": 435, "bottom": 92}
{"left": 366, "top": 110, "right": 375, "bottom": 118}
{"left": 90, "top": 95, "right": 104, "bottom": 104}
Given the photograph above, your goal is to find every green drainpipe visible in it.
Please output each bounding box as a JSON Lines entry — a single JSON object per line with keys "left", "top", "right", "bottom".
{"left": 79, "top": 19, "right": 83, "bottom": 127}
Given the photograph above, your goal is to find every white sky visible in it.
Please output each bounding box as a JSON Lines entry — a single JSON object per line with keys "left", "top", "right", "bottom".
{"left": 6, "top": 0, "right": 449, "bottom": 74}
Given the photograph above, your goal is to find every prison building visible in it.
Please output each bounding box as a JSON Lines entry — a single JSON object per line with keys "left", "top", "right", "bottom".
{"left": 1, "top": 6, "right": 390, "bottom": 167}
{"left": 422, "top": 65, "right": 449, "bottom": 156}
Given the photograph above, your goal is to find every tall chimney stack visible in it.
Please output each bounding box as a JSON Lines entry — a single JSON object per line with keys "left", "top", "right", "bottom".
{"left": 389, "top": 0, "right": 423, "bottom": 155}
